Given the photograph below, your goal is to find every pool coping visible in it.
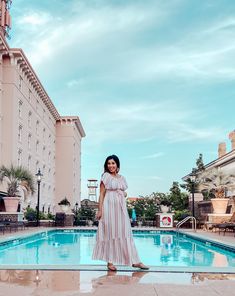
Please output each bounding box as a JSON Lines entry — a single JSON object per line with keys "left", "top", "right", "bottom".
{"left": 0, "top": 264, "right": 234, "bottom": 273}
{"left": 0, "top": 227, "right": 235, "bottom": 273}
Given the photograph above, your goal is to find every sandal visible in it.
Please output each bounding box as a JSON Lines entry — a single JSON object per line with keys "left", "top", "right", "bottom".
{"left": 107, "top": 263, "right": 117, "bottom": 271}
{"left": 132, "top": 262, "right": 149, "bottom": 270}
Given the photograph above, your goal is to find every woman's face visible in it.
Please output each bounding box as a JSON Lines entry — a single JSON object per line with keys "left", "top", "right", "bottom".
{"left": 107, "top": 159, "right": 118, "bottom": 174}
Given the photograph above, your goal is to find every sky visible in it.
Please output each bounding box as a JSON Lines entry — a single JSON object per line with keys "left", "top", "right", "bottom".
{"left": 8, "top": 0, "right": 235, "bottom": 198}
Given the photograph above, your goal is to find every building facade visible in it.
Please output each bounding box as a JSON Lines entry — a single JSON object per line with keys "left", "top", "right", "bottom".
{"left": 0, "top": 33, "right": 85, "bottom": 213}
{"left": 183, "top": 130, "right": 235, "bottom": 198}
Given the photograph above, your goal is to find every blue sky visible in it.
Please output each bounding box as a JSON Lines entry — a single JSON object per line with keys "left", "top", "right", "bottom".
{"left": 9, "top": 0, "right": 235, "bottom": 198}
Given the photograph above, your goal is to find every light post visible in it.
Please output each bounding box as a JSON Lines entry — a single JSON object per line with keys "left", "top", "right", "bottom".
{"left": 189, "top": 168, "right": 197, "bottom": 218}
{"left": 74, "top": 202, "right": 79, "bottom": 226}
{"left": 75, "top": 202, "right": 79, "bottom": 214}
{"left": 35, "top": 169, "right": 43, "bottom": 227}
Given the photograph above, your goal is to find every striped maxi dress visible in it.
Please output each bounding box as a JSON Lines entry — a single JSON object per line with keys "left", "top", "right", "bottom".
{"left": 92, "top": 172, "right": 140, "bottom": 265}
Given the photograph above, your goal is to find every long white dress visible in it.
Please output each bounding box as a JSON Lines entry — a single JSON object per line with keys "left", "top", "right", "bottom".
{"left": 92, "top": 172, "right": 140, "bottom": 265}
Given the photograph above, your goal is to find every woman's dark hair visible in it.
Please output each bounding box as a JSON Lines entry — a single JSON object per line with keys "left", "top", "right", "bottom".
{"left": 104, "top": 155, "right": 120, "bottom": 173}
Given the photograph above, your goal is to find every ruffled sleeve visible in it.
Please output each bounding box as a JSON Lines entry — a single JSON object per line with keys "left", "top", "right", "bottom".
{"left": 122, "top": 176, "right": 128, "bottom": 191}
{"left": 100, "top": 172, "right": 109, "bottom": 187}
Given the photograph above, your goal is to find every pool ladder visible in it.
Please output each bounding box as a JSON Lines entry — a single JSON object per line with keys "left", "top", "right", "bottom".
{"left": 176, "top": 216, "right": 197, "bottom": 233}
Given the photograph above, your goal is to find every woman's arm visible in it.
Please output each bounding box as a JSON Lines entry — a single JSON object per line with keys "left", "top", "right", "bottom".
{"left": 96, "top": 182, "right": 106, "bottom": 220}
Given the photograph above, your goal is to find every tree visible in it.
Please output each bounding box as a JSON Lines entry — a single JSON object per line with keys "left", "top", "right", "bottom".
{"left": 0, "top": 165, "right": 35, "bottom": 197}
{"left": 181, "top": 153, "right": 205, "bottom": 193}
{"left": 75, "top": 202, "right": 96, "bottom": 221}
{"left": 169, "top": 181, "right": 188, "bottom": 211}
{"left": 126, "top": 194, "right": 159, "bottom": 220}
{"left": 196, "top": 153, "right": 205, "bottom": 172}
{"left": 199, "top": 168, "right": 235, "bottom": 198}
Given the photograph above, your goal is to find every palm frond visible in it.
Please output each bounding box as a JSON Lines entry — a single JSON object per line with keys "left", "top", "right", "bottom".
{"left": 0, "top": 165, "right": 35, "bottom": 196}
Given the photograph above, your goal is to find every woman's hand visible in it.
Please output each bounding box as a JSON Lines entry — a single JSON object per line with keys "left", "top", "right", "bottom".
{"left": 96, "top": 210, "right": 102, "bottom": 220}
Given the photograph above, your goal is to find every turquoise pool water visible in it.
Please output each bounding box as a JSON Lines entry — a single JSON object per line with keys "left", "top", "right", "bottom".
{"left": 0, "top": 230, "right": 235, "bottom": 268}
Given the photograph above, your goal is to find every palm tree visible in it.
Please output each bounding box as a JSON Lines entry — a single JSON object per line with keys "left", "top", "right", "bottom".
{"left": 0, "top": 165, "right": 35, "bottom": 197}
{"left": 199, "top": 168, "right": 235, "bottom": 198}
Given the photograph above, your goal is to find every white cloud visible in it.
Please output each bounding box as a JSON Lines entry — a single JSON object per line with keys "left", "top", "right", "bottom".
{"left": 17, "top": 11, "right": 52, "bottom": 26}
{"left": 142, "top": 152, "right": 165, "bottom": 159}
{"left": 72, "top": 100, "right": 226, "bottom": 152}
{"left": 11, "top": 1, "right": 235, "bottom": 87}
{"left": 66, "top": 79, "right": 86, "bottom": 88}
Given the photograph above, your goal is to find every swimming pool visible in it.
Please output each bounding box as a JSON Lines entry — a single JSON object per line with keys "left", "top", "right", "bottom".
{"left": 0, "top": 229, "right": 234, "bottom": 272}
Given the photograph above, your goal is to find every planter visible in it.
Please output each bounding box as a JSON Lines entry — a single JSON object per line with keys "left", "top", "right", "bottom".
{"left": 60, "top": 205, "right": 70, "bottom": 213}
{"left": 160, "top": 205, "right": 169, "bottom": 213}
{"left": 2, "top": 197, "right": 20, "bottom": 212}
{"left": 211, "top": 198, "right": 229, "bottom": 214}
{"left": 137, "top": 221, "right": 143, "bottom": 227}
{"left": 87, "top": 220, "right": 93, "bottom": 227}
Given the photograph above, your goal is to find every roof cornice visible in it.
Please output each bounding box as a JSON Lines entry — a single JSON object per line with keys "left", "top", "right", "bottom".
{"left": 0, "top": 34, "right": 60, "bottom": 120}
{"left": 57, "top": 116, "right": 86, "bottom": 137}
{"left": 9, "top": 48, "right": 60, "bottom": 120}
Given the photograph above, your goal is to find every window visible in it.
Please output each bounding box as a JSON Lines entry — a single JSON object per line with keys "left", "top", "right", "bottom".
{"left": 42, "top": 164, "right": 46, "bottom": 176}
{"left": 17, "top": 149, "right": 22, "bottom": 166}
{"left": 43, "top": 128, "right": 46, "bottom": 140}
{"left": 48, "top": 151, "right": 51, "bottom": 162}
{"left": 42, "top": 146, "right": 46, "bottom": 159}
{"left": 28, "top": 111, "right": 32, "bottom": 127}
{"left": 36, "top": 100, "right": 39, "bottom": 112}
{"left": 18, "top": 100, "right": 23, "bottom": 118}
{"left": 28, "top": 134, "right": 31, "bottom": 149}
{"left": 36, "top": 160, "right": 39, "bottom": 172}
{"left": 29, "top": 89, "right": 32, "bottom": 102}
{"left": 36, "top": 140, "right": 39, "bottom": 153}
{"left": 19, "top": 75, "right": 23, "bottom": 90}
{"left": 28, "top": 155, "right": 31, "bottom": 170}
{"left": 36, "top": 120, "right": 39, "bottom": 135}
{"left": 18, "top": 125, "right": 22, "bottom": 142}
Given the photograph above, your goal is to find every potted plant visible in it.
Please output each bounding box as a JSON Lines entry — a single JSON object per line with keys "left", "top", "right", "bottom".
{"left": 137, "top": 219, "right": 143, "bottom": 227}
{"left": 199, "top": 168, "right": 235, "bottom": 214}
{"left": 87, "top": 219, "right": 93, "bottom": 227}
{"left": 157, "top": 194, "right": 172, "bottom": 213}
{"left": 0, "top": 165, "right": 35, "bottom": 212}
{"left": 58, "top": 197, "right": 71, "bottom": 213}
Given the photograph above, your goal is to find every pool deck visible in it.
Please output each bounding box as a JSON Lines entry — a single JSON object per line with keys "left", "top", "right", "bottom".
{"left": 0, "top": 227, "right": 234, "bottom": 295}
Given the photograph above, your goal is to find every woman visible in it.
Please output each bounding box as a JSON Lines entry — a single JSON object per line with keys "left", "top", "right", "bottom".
{"left": 92, "top": 154, "right": 149, "bottom": 271}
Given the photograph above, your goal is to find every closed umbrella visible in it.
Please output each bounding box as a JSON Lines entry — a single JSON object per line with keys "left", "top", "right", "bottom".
{"left": 131, "top": 208, "right": 137, "bottom": 222}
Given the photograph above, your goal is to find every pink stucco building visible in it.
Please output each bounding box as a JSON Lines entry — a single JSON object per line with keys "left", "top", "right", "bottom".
{"left": 0, "top": 3, "right": 85, "bottom": 213}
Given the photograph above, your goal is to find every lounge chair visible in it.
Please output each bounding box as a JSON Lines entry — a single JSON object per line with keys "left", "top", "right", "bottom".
{"left": 218, "top": 223, "right": 235, "bottom": 236}
{"left": 0, "top": 223, "right": 6, "bottom": 234}
{"left": 54, "top": 212, "right": 66, "bottom": 227}
{"left": 214, "top": 212, "right": 235, "bottom": 235}
{"left": 0, "top": 220, "right": 25, "bottom": 232}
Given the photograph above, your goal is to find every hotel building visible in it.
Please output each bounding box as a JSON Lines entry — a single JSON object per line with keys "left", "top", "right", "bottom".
{"left": 0, "top": 2, "right": 85, "bottom": 213}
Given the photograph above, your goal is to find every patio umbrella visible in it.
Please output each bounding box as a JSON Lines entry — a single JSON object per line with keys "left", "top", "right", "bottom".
{"left": 131, "top": 208, "right": 137, "bottom": 221}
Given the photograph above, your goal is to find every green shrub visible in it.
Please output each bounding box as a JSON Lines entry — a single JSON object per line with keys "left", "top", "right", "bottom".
{"left": 174, "top": 210, "right": 191, "bottom": 221}
{"left": 24, "top": 207, "right": 37, "bottom": 221}
{"left": 24, "top": 207, "right": 54, "bottom": 221}
{"left": 47, "top": 212, "right": 55, "bottom": 220}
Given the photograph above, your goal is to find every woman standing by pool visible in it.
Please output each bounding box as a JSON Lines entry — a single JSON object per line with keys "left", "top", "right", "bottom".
{"left": 92, "top": 155, "right": 149, "bottom": 271}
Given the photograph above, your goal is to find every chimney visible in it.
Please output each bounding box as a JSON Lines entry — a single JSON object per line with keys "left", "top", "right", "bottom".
{"left": 229, "top": 130, "right": 235, "bottom": 150}
{"left": 218, "top": 142, "right": 226, "bottom": 158}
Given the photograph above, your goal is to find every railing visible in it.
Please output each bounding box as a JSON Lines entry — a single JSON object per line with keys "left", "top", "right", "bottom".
{"left": 176, "top": 216, "right": 197, "bottom": 232}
